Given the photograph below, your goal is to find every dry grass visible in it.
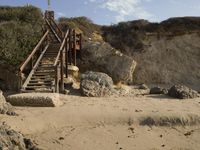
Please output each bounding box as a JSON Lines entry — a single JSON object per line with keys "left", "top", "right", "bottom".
{"left": 139, "top": 114, "right": 200, "bottom": 126}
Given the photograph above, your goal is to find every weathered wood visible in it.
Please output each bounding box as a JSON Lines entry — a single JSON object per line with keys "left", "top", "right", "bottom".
{"left": 69, "top": 29, "right": 72, "bottom": 65}
{"left": 65, "top": 38, "right": 69, "bottom": 78}
{"left": 60, "top": 49, "right": 64, "bottom": 93}
{"left": 22, "top": 44, "right": 49, "bottom": 90}
{"left": 55, "top": 65, "right": 59, "bottom": 93}
{"left": 79, "top": 33, "right": 82, "bottom": 51}
{"left": 54, "top": 30, "right": 69, "bottom": 66}
{"left": 45, "top": 19, "right": 62, "bottom": 43}
{"left": 73, "top": 29, "right": 77, "bottom": 66}
{"left": 49, "top": 18, "right": 63, "bottom": 39}
{"left": 20, "top": 30, "right": 49, "bottom": 72}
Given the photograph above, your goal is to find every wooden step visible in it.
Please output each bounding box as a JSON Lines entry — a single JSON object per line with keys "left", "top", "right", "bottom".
{"left": 31, "top": 77, "right": 54, "bottom": 80}
{"left": 21, "top": 89, "right": 54, "bottom": 93}
{"left": 25, "top": 85, "right": 52, "bottom": 89}
{"left": 35, "top": 70, "right": 55, "bottom": 73}
{"left": 32, "top": 75, "right": 54, "bottom": 78}
{"left": 27, "top": 83, "right": 52, "bottom": 86}
{"left": 29, "top": 81, "right": 53, "bottom": 84}
{"left": 34, "top": 72, "right": 55, "bottom": 76}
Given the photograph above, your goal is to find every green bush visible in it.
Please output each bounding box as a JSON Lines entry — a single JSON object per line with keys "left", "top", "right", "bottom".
{"left": 58, "top": 16, "right": 101, "bottom": 39}
{"left": 0, "top": 6, "right": 43, "bottom": 68}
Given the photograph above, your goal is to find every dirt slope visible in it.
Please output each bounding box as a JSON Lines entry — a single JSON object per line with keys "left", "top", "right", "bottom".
{"left": 102, "top": 17, "right": 200, "bottom": 90}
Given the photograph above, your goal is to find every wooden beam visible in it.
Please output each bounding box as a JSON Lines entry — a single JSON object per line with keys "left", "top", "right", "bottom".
{"left": 73, "top": 29, "right": 77, "bottom": 66}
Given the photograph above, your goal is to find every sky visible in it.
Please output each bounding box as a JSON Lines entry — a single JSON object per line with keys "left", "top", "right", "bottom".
{"left": 0, "top": 0, "right": 200, "bottom": 25}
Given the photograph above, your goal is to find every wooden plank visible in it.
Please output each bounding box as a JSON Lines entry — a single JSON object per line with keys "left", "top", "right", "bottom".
{"left": 73, "top": 29, "right": 77, "bottom": 66}
{"left": 22, "top": 44, "right": 49, "bottom": 90}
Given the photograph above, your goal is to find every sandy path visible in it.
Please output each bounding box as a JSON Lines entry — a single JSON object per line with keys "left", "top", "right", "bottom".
{"left": 1, "top": 95, "right": 200, "bottom": 150}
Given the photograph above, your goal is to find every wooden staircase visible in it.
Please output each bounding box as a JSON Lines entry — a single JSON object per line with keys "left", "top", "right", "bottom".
{"left": 19, "top": 10, "right": 82, "bottom": 93}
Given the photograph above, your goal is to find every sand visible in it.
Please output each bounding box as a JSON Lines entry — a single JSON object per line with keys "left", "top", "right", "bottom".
{"left": 1, "top": 95, "right": 200, "bottom": 150}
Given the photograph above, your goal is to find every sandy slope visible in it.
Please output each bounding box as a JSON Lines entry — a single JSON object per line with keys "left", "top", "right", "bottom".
{"left": 1, "top": 95, "right": 200, "bottom": 150}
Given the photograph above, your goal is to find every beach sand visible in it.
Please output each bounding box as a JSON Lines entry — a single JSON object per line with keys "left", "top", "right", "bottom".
{"left": 1, "top": 94, "right": 200, "bottom": 150}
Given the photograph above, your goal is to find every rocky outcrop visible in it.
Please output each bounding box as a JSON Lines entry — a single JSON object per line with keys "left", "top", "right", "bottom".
{"left": 80, "top": 71, "right": 114, "bottom": 97}
{"left": 0, "top": 90, "right": 15, "bottom": 115}
{"left": 80, "top": 42, "right": 137, "bottom": 83}
{"left": 0, "top": 124, "right": 39, "bottom": 150}
{"left": 168, "top": 85, "right": 199, "bottom": 99}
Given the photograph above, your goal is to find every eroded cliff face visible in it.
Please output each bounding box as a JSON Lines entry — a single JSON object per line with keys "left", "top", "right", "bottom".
{"left": 102, "top": 17, "right": 200, "bottom": 90}
{"left": 132, "top": 33, "right": 200, "bottom": 90}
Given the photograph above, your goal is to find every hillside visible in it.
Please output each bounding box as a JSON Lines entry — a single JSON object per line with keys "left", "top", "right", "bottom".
{"left": 0, "top": 6, "right": 43, "bottom": 90}
{"left": 0, "top": 6, "right": 43, "bottom": 68}
{"left": 59, "top": 17, "right": 200, "bottom": 90}
{"left": 102, "top": 17, "right": 200, "bottom": 90}
{"left": 0, "top": 6, "right": 199, "bottom": 90}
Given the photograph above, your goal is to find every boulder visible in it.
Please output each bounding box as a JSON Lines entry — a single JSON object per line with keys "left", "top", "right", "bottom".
{"left": 138, "top": 84, "right": 149, "bottom": 90}
{"left": 0, "top": 90, "right": 15, "bottom": 115}
{"left": 7, "top": 93, "right": 63, "bottom": 107}
{"left": 168, "top": 85, "right": 199, "bottom": 99}
{"left": 80, "top": 42, "right": 137, "bottom": 83}
{"left": 0, "top": 124, "right": 39, "bottom": 150}
{"left": 80, "top": 71, "right": 114, "bottom": 97}
{"left": 150, "top": 87, "right": 168, "bottom": 94}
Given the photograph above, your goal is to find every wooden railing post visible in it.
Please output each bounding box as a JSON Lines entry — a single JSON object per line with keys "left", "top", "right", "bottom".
{"left": 65, "top": 37, "right": 69, "bottom": 78}
{"left": 73, "top": 29, "right": 77, "bottom": 66}
{"left": 69, "top": 29, "right": 72, "bottom": 65}
{"left": 18, "top": 71, "right": 23, "bottom": 92}
{"left": 79, "top": 33, "right": 82, "bottom": 51}
{"left": 55, "top": 65, "right": 59, "bottom": 93}
{"left": 60, "top": 49, "right": 64, "bottom": 93}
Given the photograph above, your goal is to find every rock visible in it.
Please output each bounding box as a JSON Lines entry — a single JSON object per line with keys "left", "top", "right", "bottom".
{"left": 7, "top": 93, "right": 63, "bottom": 107}
{"left": 0, "top": 90, "right": 16, "bottom": 115}
{"left": 0, "top": 124, "right": 39, "bottom": 150}
{"left": 115, "top": 85, "right": 150, "bottom": 96}
{"left": 138, "top": 84, "right": 149, "bottom": 90}
{"left": 168, "top": 85, "right": 199, "bottom": 99}
{"left": 80, "top": 71, "right": 114, "bottom": 97}
{"left": 150, "top": 87, "right": 168, "bottom": 94}
{"left": 81, "top": 42, "right": 137, "bottom": 83}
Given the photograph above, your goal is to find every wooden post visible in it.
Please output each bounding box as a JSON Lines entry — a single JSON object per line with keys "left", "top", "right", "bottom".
{"left": 69, "top": 29, "right": 72, "bottom": 65}
{"left": 65, "top": 37, "right": 68, "bottom": 78}
{"left": 79, "top": 34, "right": 82, "bottom": 51}
{"left": 55, "top": 65, "right": 59, "bottom": 93}
{"left": 31, "top": 56, "right": 34, "bottom": 70}
{"left": 18, "top": 71, "right": 22, "bottom": 92}
{"left": 73, "top": 29, "right": 77, "bottom": 66}
{"left": 60, "top": 49, "right": 64, "bottom": 93}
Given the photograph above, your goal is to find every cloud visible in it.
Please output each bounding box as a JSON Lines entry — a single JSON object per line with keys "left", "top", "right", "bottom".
{"left": 89, "top": 0, "right": 154, "bottom": 22}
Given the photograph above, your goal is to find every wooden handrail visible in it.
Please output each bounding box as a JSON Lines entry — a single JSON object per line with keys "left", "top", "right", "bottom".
{"left": 53, "top": 30, "right": 69, "bottom": 66}
{"left": 49, "top": 18, "right": 63, "bottom": 38}
{"left": 45, "top": 19, "right": 61, "bottom": 43}
{"left": 20, "top": 30, "right": 49, "bottom": 72}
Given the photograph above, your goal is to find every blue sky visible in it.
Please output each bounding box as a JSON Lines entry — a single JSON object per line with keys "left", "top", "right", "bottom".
{"left": 0, "top": 0, "right": 200, "bottom": 25}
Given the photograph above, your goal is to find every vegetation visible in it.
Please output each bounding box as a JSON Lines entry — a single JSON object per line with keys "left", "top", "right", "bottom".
{"left": 58, "top": 16, "right": 101, "bottom": 40}
{"left": 0, "top": 6, "right": 43, "bottom": 68}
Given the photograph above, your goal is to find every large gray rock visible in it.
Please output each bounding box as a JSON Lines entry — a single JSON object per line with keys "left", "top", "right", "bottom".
{"left": 150, "top": 87, "right": 168, "bottom": 95}
{"left": 168, "top": 85, "right": 199, "bottom": 99}
{"left": 0, "top": 90, "right": 15, "bottom": 115}
{"left": 7, "top": 93, "right": 63, "bottom": 107}
{"left": 80, "top": 71, "right": 114, "bottom": 97}
{"left": 0, "top": 124, "right": 39, "bottom": 150}
{"left": 80, "top": 42, "right": 137, "bottom": 82}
